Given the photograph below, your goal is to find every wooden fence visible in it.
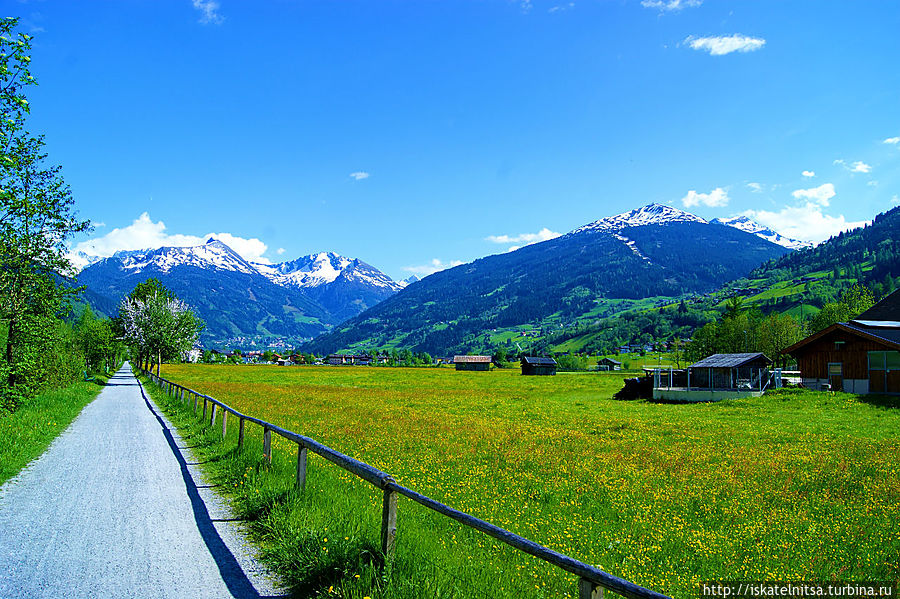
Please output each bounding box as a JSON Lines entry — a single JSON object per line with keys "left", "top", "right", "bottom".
{"left": 142, "top": 369, "right": 672, "bottom": 599}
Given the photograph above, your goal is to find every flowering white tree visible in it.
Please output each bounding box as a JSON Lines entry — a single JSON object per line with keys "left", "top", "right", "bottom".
{"left": 120, "top": 286, "right": 204, "bottom": 375}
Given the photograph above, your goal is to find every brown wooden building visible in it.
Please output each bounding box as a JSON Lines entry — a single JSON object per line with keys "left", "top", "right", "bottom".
{"left": 784, "top": 290, "right": 900, "bottom": 394}
{"left": 454, "top": 355, "right": 491, "bottom": 371}
{"left": 521, "top": 356, "right": 557, "bottom": 376}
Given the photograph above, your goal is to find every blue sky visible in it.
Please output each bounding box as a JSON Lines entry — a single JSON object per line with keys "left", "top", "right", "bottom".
{"left": 10, "top": 0, "right": 900, "bottom": 279}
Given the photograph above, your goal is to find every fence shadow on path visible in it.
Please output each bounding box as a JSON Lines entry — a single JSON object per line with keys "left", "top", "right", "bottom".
{"left": 137, "top": 379, "right": 286, "bottom": 599}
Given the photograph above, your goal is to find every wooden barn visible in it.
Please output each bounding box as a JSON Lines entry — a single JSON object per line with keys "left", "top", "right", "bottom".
{"left": 521, "top": 356, "right": 557, "bottom": 376}
{"left": 454, "top": 355, "right": 491, "bottom": 371}
{"left": 597, "top": 358, "right": 622, "bottom": 371}
{"left": 784, "top": 290, "right": 900, "bottom": 394}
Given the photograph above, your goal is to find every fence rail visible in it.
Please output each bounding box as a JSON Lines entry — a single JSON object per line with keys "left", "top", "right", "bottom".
{"left": 141, "top": 368, "right": 672, "bottom": 599}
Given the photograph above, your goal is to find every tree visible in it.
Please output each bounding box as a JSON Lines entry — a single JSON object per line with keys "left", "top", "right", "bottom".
{"left": 75, "top": 307, "right": 120, "bottom": 375}
{"left": 809, "top": 283, "right": 875, "bottom": 333}
{"left": 120, "top": 282, "right": 204, "bottom": 375}
{"left": 0, "top": 19, "right": 91, "bottom": 408}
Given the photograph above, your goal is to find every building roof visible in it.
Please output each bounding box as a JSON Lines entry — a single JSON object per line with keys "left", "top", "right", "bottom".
{"left": 689, "top": 353, "right": 772, "bottom": 368}
{"left": 453, "top": 355, "right": 492, "bottom": 363}
{"left": 598, "top": 358, "right": 622, "bottom": 365}
{"left": 521, "top": 356, "right": 558, "bottom": 366}
{"left": 784, "top": 321, "right": 900, "bottom": 354}
{"left": 855, "top": 289, "right": 900, "bottom": 321}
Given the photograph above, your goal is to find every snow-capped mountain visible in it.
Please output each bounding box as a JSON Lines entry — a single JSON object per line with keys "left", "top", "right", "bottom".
{"left": 569, "top": 203, "right": 807, "bottom": 251}
{"left": 569, "top": 203, "right": 707, "bottom": 235}
{"left": 710, "top": 216, "right": 811, "bottom": 250}
{"left": 253, "top": 252, "right": 402, "bottom": 292}
{"left": 77, "top": 239, "right": 404, "bottom": 345}
{"left": 306, "top": 203, "right": 794, "bottom": 356}
{"left": 111, "top": 239, "right": 259, "bottom": 275}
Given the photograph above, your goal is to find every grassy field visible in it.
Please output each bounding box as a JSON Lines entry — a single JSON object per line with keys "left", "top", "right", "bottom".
{"left": 0, "top": 377, "right": 111, "bottom": 485}
{"left": 152, "top": 364, "right": 899, "bottom": 599}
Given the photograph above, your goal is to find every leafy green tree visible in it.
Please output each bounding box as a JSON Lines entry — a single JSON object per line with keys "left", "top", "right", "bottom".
{"left": 809, "top": 284, "right": 875, "bottom": 333}
{"left": 76, "top": 307, "right": 120, "bottom": 374}
{"left": 0, "top": 19, "right": 91, "bottom": 409}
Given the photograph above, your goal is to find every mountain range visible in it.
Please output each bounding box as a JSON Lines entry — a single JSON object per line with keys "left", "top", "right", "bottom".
{"left": 77, "top": 240, "right": 406, "bottom": 345}
{"left": 303, "top": 204, "right": 794, "bottom": 355}
{"left": 76, "top": 204, "right": 809, "bottom": 352}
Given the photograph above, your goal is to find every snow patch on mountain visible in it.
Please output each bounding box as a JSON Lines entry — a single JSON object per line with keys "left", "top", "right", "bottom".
{"left": 710, "top": 216, "right": 811, "bottom": 250}
{"left": 570, "top": 203, "right": 707, "bottom": 235}
{"left": 115, "top": 239, "right": 258, "bottom": 274}
{"left": 253, "top": 252, "right": 402, "bottom": 291}
{"left": 613, "top": 234, "right": 653, "bottom": 264}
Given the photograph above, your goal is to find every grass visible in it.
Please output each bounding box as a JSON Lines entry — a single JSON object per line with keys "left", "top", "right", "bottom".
{"left": 150, "top": 364, "right": 900, "bottom": 599}
{"left": 0, "top": 375, "right": 111, "bottom": 485}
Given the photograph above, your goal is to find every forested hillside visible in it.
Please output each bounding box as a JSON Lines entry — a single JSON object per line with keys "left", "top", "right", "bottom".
{"left": 305, "top": 219, "right": 789, "bottom": 355}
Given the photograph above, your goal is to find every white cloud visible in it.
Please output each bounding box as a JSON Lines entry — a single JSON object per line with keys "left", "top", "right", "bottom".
{"left": 276, "top": 247, "right": 286, "bottom": 255}
{"left": 402, "top": 258, "right": 465, "bottom": 276}
{"left": 802, "top": 170, "right": 815, "bottom": 178}
{"left": 883, "top": 137, "right": 900, "bottom": 145}
{"left": 349, "top": 171, "right": 370, "bottom": 181}
{"left": 485, "top": 227, "right": 561, "bottom": 252}
{"left": 792, "top": 183, "right": 835, "bottom": 206}
{"left": 681, "top": 187, "right": 729, "bottom": 208}
{"left": 686, "top": 34, "right": 766, "bottom": 56}
{"left": 743, "top": 203, "right": 867, "bottom": 245}
{"left": 746, "top": 182, "right": 763, "bottom": 193}
{"left": 642, "top": 0, "right": 702, "bottom": 11}
{"left": 69, "top": 212, "right": 272, "bottom": 269}
{"left": 834, "top": 159, "right": 873, "bottom": 174}
{"left": 548, "top": 2, "right": 574, "bottom": 13}
{"left": 192, "top": 0, "right": 224, "bottom": 25}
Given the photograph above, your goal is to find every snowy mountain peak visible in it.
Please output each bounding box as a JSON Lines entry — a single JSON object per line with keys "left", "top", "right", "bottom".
{"left": 112, "top": 239, "right": 258, "bottom": 275}
{"left": 570, "top": 203, "right": 707, "bottom": 235}
{"left": 710, "top": 216, "right": 811, "bottom": 250}
{"left": 252, "top": 251, "right": 402, "bottom": 291}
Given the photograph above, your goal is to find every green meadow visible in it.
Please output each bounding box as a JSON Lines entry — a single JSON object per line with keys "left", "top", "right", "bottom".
{"left": 150, "top": 364, "right": 900, "bottom": 599}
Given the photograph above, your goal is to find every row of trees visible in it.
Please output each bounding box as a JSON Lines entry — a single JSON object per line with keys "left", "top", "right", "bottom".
{"left": 683, "top": 285, "right": 876, "bottom": 368}
{"left": 0, "top": 20, "right": 201, "bottom": 411}
{"left": 0, "top": 18, "right": 97, "bottom": 411}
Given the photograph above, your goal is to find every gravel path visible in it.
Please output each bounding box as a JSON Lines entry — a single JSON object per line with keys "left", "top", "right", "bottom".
{"left": 0, "top": 363, "right": 286, "bottom": 598}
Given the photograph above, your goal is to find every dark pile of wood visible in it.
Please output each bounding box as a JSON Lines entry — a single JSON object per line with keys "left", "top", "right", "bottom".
{"left": 613, "top": 375, "right": 653, "bottom": 400}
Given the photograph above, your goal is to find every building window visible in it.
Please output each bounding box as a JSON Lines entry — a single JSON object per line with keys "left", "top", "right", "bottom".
{"left": 887, "top": 351, "right": 900, "bottom": 371}
{"left": 869, "top": 351, "right": 886, "bottom": 371}
{"left": 834, "top": 341, "right": 846, "bottom": 350}
{"left": 827, "top": 362, "right": 842, "bottom": 376}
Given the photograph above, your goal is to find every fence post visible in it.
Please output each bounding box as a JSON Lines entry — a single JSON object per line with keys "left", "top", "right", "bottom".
{"left": 238, "top": 418, "right": 245, "bottom": 449}
{"left": 193, "top": 392, "right": 198, "bottom": 414}
{"left": 210, "top": 403, "right": 217, "bottom": 427}
{"left": 296, "top": 444, "right": 308, "bottom": 490}
{"left": 263, "top": 427, "right": 272, "bottom": 463}
{"left": 221, "top": 410, "right": 227, "bottom": 439}
{"left": 203, "top": 398, "right": 207, "bottom": 420}
{"left": 381, "top": 479, "right": 398, "bottom": 564}
{"left": 578, "top": 578, "right": 604, "bottom": 599}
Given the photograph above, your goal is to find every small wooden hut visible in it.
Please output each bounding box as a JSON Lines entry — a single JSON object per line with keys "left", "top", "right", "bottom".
{"left": 454, "top": 355, "right": 491, "bottom": 371}
{"left": 521, "top": 356, "right": 557, "bottom": 376}
{"left": 597, "top": 358, "right": 622, "bottom": 371}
